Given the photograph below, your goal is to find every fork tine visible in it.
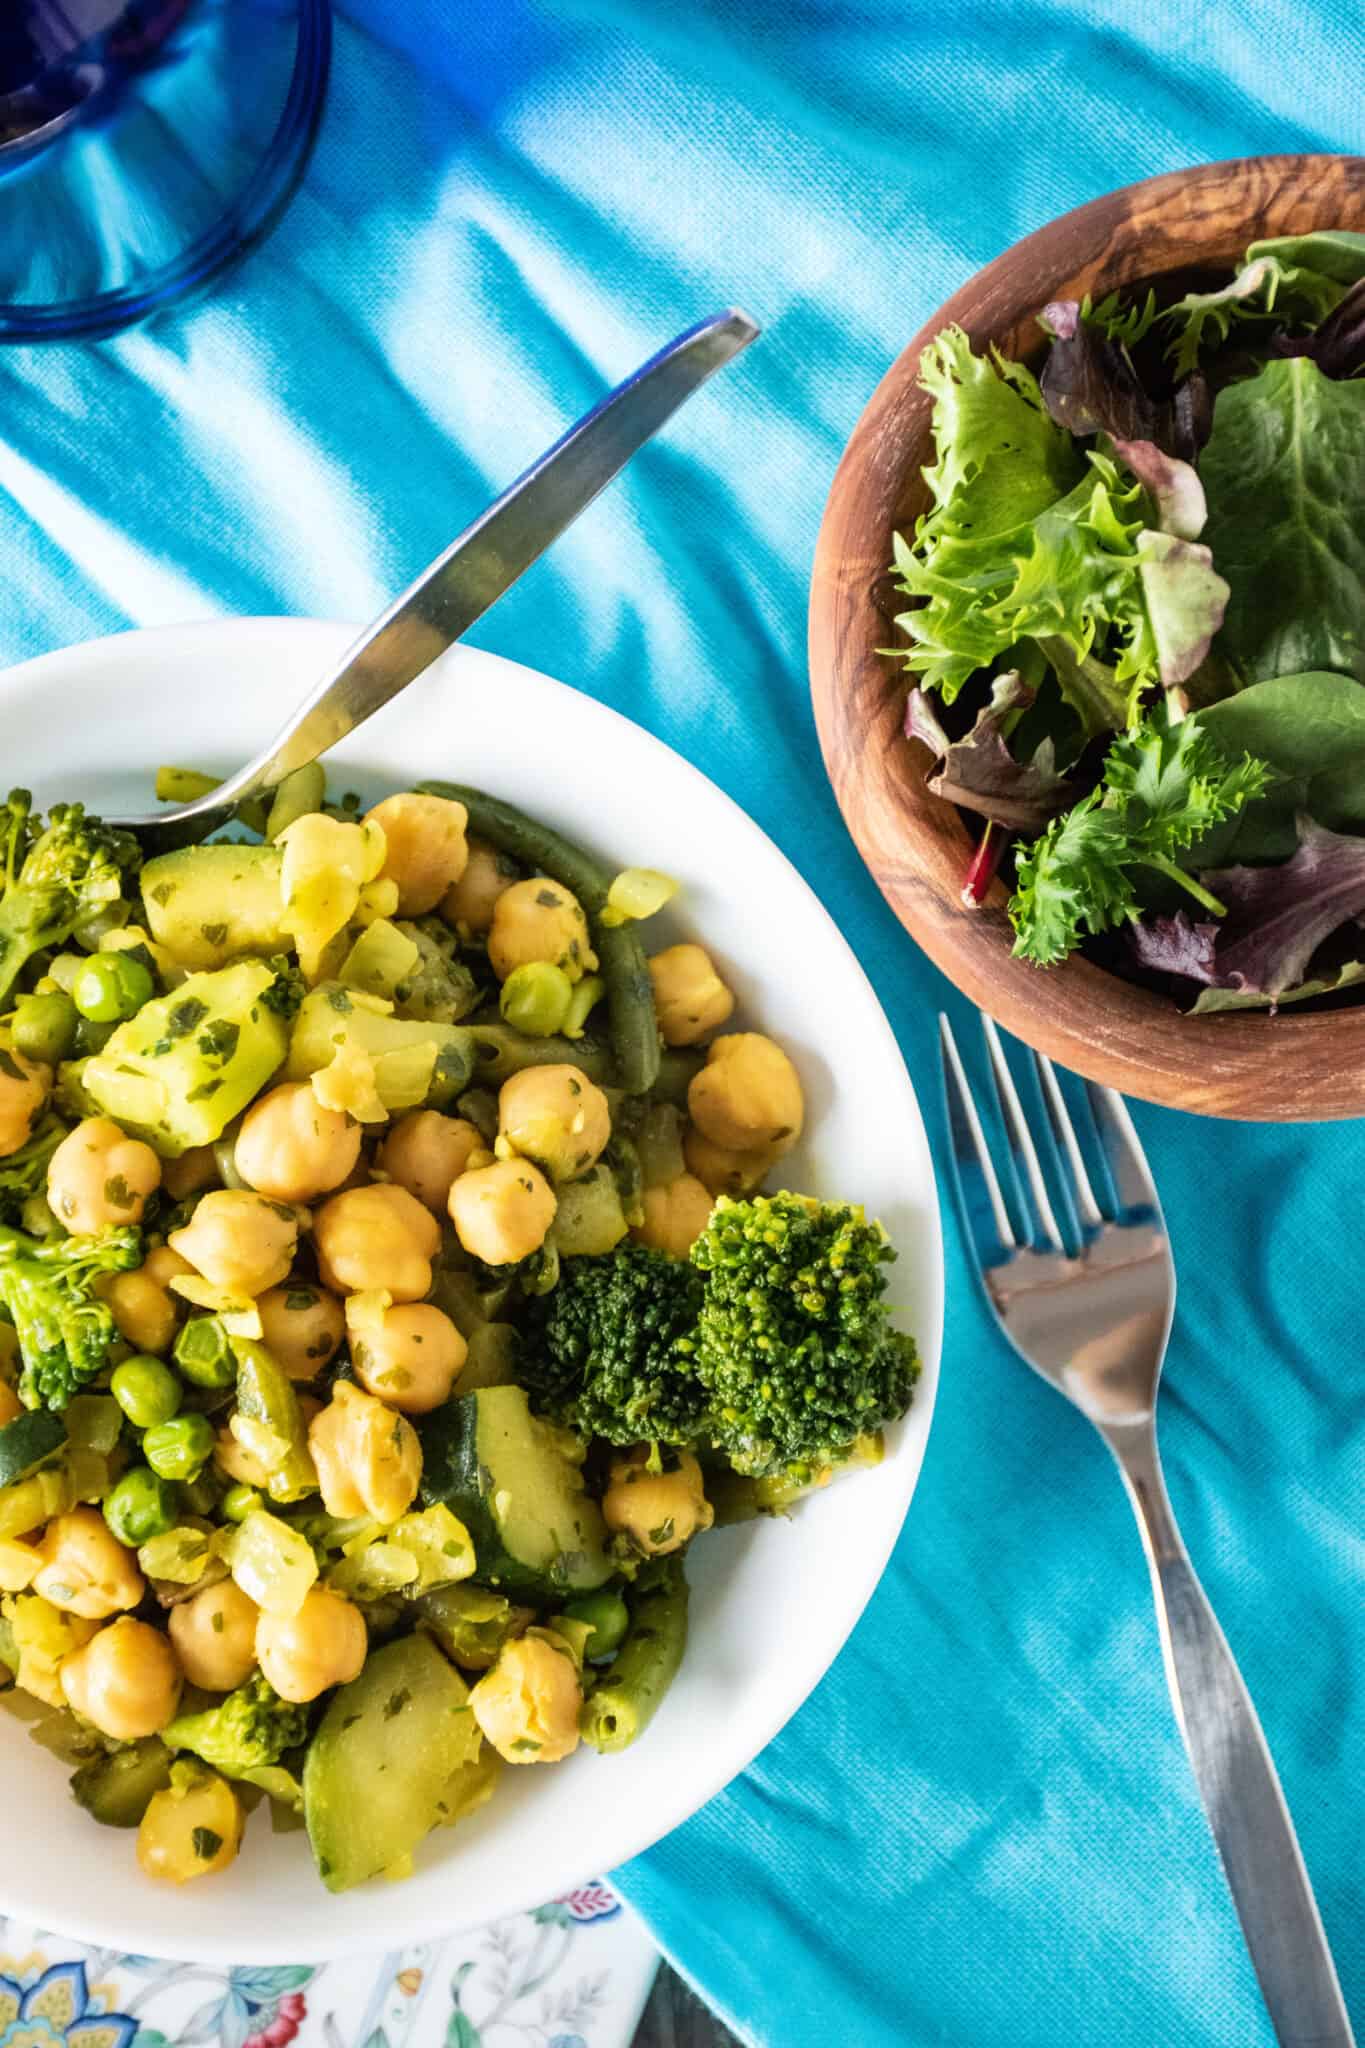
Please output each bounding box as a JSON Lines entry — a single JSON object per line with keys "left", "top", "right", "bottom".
{"left": 938, "top": 1014, "right": 1017, "bottom": 1263}
{"left": 1033, "top": 1052, "right": 1105, "bottom": 1228}
{"left": 1083, "top": 1081, "right": 1160, "bottom": 1214}
{"left": 981, "top": 1017, "right": 1065, "bottom": 1252}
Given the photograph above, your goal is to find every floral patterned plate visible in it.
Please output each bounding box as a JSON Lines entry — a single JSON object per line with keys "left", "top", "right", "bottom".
{"left": 0, "top": 1883, "right": 657, "bottom": 2048}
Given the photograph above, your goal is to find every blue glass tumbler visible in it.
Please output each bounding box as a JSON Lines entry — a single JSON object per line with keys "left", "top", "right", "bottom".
{"left": 0, "top": 0, "right": 331, "bottom": 341}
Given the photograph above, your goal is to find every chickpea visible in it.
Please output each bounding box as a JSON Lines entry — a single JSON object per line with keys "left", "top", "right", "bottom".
{"left": 682, "top": 1124, "right": 777, "bottom": 1197}
{"left": 169, "top": 1190, "right": 299, "bottom": 1300}
{"left": 367, "top": 792, "right": 470, "bottom": 917}
{"left": 32, "top": 1505, "right": 145, "bottom": 1619}
{"left": 0, "top": 1041, "right": 50, "bottom": 1158}
{"left": 138, "top": 1763, "right": 242, "bottom": 1883}
{"left": 256, "top": 1280, "right": 345, "bottom": 1380}
{"left": 468, "top": 1633, "right": 581, "bottom": 1764}
{"left": 488, "top": 878, "right": 597, "bottom": 985}
{"left": 312, "top": 1183, "right": 440, "bottom": 1302}
{"left": 688, "top": 1033, "right": 804, "bottom": 1156}
{"left": 498, "top": 1064, "right": 611, "bottom": 1184}
{"left": 161, "top": 1145, "right": 219, "bottom": 1201}
{"left": 102, "top": 1266, "right": 178, "bottom": 1356}
{"left": 377, "top": 1110, "right": 482, "bottom": 1214}
{"left": 447, "top": 1158, "right": 556, "bottom": 1266}
{"left": 602, "top": 1446, "right": 713, "bottom": 1556}
{"left": 307, "top": 1379, "right": 422, "bottom": 1523}
{"left": 47, "top": 1116, "right": 161, "bottom": 1235}
{"left": 440, "top": 836, "right": 516, "bottom": 934}
{"left": 648, "top": 943, "right": 736, "bottom": 1047}
{"left": 144, "top": 1244, "right": 193, "bottom": 1288}
{"left": 633, "top": 1172, "right": 714, "bottom": 1257}
{"left": 168, "top": 1579, "right": 260, "bottom": 1692}
{"left": 347, "top": 1296, "right": 466, "bottom": 1415}
{"left": 234, "top": 1082, "right": 362, "bottom": 1205}
{"left": 256, "top": 1584, "right": 367, "bottom": 1703}
{"left": 61, "top": 1616, "right": 182, "bottom": 1739}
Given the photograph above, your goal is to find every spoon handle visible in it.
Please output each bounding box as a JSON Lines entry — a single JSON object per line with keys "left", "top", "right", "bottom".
{"left": 142, "top": 308, "right": 758, "bottom": 834}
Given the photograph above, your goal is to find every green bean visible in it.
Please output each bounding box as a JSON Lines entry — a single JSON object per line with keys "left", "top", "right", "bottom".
{"left": 418, "top": 783, "right": 661, "bottom": 1093}
{"left": 653, "top": 1047, "right": 704, "bottom": 1106}
{"left": 155, "top": 766, "right": 221, "bottom": 805}
{"left": 580, "top": 1554, "right": 688, "bottom": 1754}
{"left": 467, "top": 1021, "right": 615, "bottom": 1087}
{"left": 231, "top": 1339, "right": 316, "bottom": 1503}
{"left": 265, "top": 761, "right": 327, "bottom": 842}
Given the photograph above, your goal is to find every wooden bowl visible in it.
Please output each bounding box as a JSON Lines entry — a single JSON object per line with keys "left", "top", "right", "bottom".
{"left": 810, "top": 153, "right": 1365, "bottom": 1120}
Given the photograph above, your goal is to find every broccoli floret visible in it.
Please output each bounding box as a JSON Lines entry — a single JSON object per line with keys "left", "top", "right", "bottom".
{"left": 162, "top": 1673, "right": 310, "bottom": 1779}
{"left": 691, "top": 1194, "right": 919, "bottom": 1479}
{"left": 259, "top": 954, "right": 306, "bottom": 1018}
{"left": 0, "top": 794, "right": 140, "bottom": 1010}
{"left": 524, "top": 1245, "right": 709, "bottom": 1447}
{"left": 0, "top": 1115, "right": 67, "bottom": 1227}
{"left": 0, "top": 1221, "right": 142, "bottom": 1410}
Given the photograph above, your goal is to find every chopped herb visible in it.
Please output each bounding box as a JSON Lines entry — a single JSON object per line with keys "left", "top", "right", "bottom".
{"left": 383, "top": 1688, "right": 411, "bottom": 1720}
{"left": 197, "top": 1019, "right": 240, "bottom": 1064}
{"left": 166, "top": 997, "right": 209, "bottom": 1039}
{"left": 103, "top": 1174, "right": 134, "bottom": 1210}
{"left": 192, "top": 1826, "right": 223, "bottom": 1861}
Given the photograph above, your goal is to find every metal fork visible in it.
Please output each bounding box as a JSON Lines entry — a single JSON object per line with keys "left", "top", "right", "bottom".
{"left": 939, "top": 1013, "right": 1355, "bottom": 2048}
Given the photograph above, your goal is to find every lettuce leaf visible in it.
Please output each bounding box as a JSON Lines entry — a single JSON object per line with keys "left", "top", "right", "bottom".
{"left": 904, "top": 673, "right": 1078, "bottom": 833}
{"left": 889, "top": 329, "right": 1229, "bottom": 728}
{"left": 1131, "top": 818, "right": 1365, "bottom": 1000}
{"left": 1009, "top": 706, "right": 1270, "bottom": 965}
{"left": 1200, "top": 359, "right": 1365, "bottom": 687}
{"left": 1162, "top": 232, "right": 1365, "bottom": 377}
{"left": 1038, "top": 300, "right": 1211, "bottom": 464}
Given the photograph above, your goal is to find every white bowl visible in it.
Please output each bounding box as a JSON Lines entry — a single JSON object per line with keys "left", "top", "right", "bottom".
{"left": 0, "top": 619, "right": 942, "bottom": 1962}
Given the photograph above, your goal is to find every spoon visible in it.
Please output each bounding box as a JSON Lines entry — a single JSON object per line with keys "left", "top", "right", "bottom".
{"left": 111, "top": 308, "right": 759, "bottom": 853}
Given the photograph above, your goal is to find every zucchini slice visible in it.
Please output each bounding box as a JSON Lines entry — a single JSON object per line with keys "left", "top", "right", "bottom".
{"left": 418, "top": 1384, "right": 612, "bottom": 1598}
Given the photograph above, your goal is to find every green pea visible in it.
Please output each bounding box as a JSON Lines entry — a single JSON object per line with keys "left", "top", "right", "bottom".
{"left": 143, "top": 1413, "right": 215, "bottom": 1483}
{"left": 11, "top": 991, "right": 78, "bottom": 1064}
{"left": 103, "top": 1467, "right": 178, "bottom": 1547}
{"left": 221, "top": 1482, "right": 264, "bottom": 1523}
{"left": 71, "top": 951, "right": 154, "bottom": 1024}
{"left": 111, "top": 1356, "right": 182, "bottom": 1429}
{"left": 499, "top": 961, "right": 573, "bottom": 1037}
{"left": 173, "top": 1314, "right": 236, "bottom": 1389}
{"left": 561, "top": 1588, "right": 629, "bottom": 1662}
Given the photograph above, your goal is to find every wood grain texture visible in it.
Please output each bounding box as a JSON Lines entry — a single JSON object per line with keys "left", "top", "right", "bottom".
{"left": 809, "top": 154, "right": 1365, "bottom": 1120}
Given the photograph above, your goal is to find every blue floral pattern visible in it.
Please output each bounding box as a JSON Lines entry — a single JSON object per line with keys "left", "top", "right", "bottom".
{"left": 0, "top": 1885, "right": 654, "bottom": 2048}
{"left": 0, "top": 1962, "right": 134, "bottom": 2048}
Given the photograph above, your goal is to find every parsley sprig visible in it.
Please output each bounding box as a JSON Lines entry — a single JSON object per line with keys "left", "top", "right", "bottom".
{"left": 1009, "top": 707, "right": 1271, "bottom": 965}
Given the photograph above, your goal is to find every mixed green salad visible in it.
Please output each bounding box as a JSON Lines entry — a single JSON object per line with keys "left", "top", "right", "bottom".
{"left": 890, "top": 225, "right": 1365, "bottom": 1009}
{"left": 0, "top": 764, "right": 918, "bottom": 1892}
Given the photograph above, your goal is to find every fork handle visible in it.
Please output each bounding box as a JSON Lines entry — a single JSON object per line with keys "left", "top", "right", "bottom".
{"left": 1110, "top": 1428, "right": 1356, "bottom": 2048}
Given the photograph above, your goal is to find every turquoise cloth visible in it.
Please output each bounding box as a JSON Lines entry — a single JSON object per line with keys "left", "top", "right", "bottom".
{"left": 0, "top": 5, "right": 1362, "bottom": 2042}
